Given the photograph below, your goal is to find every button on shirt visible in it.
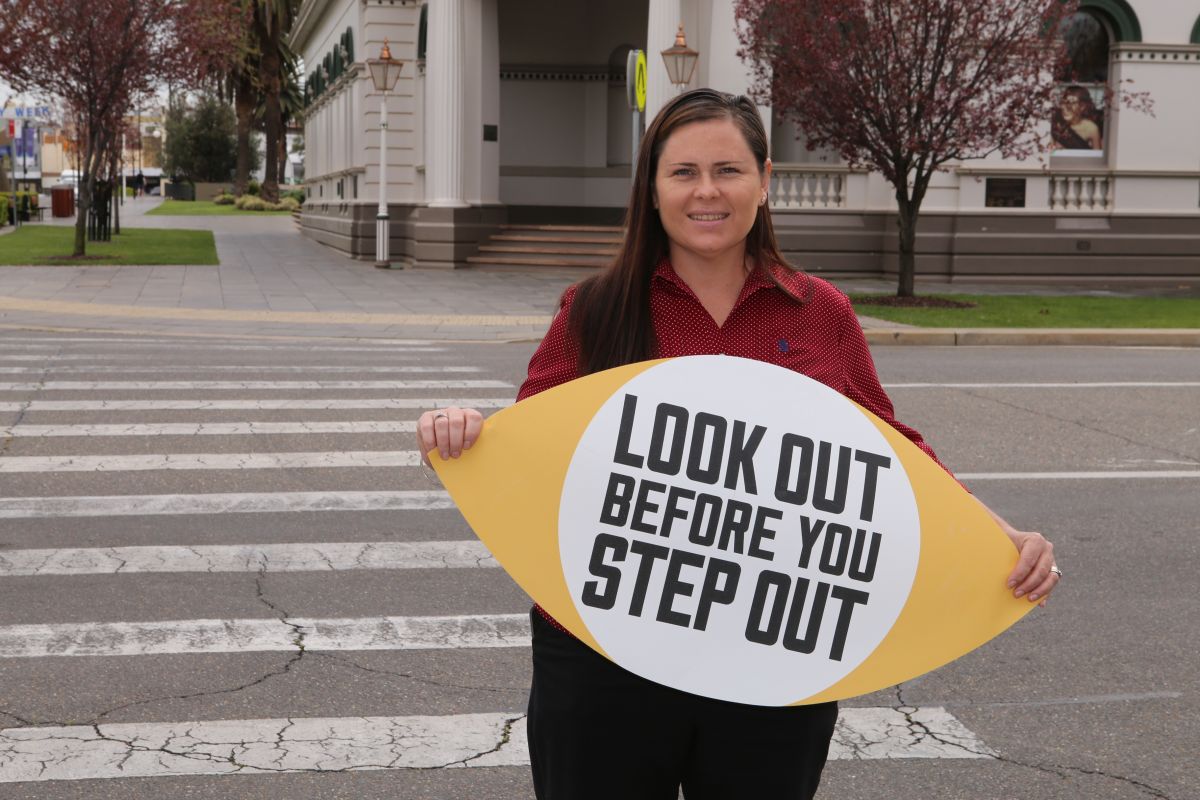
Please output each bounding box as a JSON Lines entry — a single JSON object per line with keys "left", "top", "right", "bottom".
{"left": 517, "top": 259, "right": 951, "bottom": 636}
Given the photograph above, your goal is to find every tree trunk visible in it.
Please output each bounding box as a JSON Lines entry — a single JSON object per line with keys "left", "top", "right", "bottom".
{"left": 895, "top": 199, "right": 917, "bottom": 298}
{"left": 278, "top": 130, "right": 288, "bottom": 185}
{"left": 112, "top": 153, "right": 121, "bottom": 236}
{"left": 234, "top": 74, "right": 255, "bottom": 196}
{"left": 260, "top": 25, "right": 282, "bottom": 203}
{"left": 73, "top": 141, "right": 98, "bottom": 257}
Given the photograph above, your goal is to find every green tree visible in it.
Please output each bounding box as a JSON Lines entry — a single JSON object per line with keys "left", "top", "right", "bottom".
{"left": 164, "top": 95, "right": 257, "bottom": 183}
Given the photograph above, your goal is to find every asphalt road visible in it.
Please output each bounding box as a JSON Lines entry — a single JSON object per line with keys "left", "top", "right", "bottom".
{"left": 0, "top": 334, "right": 1196, "bottom": 799}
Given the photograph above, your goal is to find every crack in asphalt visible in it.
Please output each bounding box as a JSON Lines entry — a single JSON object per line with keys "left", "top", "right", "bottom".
{"left": 0, "top": 709, "right": 35, "bottom": 727}
{"left": 892, "top": 684, "right": 1175, "bottom": 799}
{"left": 0, "top": 364, "right": 46, "bottom": 455}
{"left": 956, "top": 388, "right": 1200, "bottom": 466}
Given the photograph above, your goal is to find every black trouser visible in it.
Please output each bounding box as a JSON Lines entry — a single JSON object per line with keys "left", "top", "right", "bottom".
{"left": 527, "top": 609, "right": 838, "bottom": 800}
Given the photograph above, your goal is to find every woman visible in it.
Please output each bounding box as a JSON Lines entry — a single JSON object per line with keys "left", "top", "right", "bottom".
{"left": 418, "top": 89, "right": 1059, "bottom": 799}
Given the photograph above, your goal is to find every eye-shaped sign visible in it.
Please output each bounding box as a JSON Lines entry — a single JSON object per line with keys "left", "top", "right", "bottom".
{"left": 432, "top": 356, "right": 1035, "bottom": 706}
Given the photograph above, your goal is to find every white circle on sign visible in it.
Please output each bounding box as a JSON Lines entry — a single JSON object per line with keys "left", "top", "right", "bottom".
{"left": 558, "top": 356, "right": 920, "bottom": 705}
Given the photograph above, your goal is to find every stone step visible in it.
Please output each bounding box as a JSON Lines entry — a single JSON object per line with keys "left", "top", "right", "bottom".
{"left": 490, "top": 234, "right": 621, "bottom": 245}
{"left": 501, "top": 224, "right": 624, "bottom": 234}
{"left": 465, "top": 255, "right": 608, "bottom": 269}
{"left": 478, "top": 244, "right": 618, "bottom": 256}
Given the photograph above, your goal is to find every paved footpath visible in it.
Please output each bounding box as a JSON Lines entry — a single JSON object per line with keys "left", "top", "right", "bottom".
{"left": 0, "top": 197, "right": 1196, "bottom": 344}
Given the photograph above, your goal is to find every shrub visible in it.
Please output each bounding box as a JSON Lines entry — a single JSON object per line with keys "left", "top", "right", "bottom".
{"left": 246, "top": 179, "right": 261, "bottom": 196}
{"left": 274, "top": 197, "right": 300, "bottom": 212}
{"left": 0, "top": 195, "right": 9, "bottom": 226}
{"left": 235, "top": 195, "right": 269, "bottom": 211}
{"left": 282, "top": 189, "right": 305, "bottom": 204}
{"left": 212, "top": 193, "right": 236, "bottom": 205}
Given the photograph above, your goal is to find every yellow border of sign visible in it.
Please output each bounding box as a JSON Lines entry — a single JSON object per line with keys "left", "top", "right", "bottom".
{"left": 435, "top": 360, "right": 660, "bottom": 657}
{"left": 635, "top": 51, "right": 647, "bottom": 113}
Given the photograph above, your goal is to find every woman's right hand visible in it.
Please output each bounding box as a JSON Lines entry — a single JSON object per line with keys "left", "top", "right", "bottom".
{"left": 417, "top": 406, "right": 484, "bottom": 465}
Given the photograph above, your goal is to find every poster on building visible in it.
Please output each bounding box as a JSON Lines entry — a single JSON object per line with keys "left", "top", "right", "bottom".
{"left": 1052, "top": 84, "right": 1105, "bottom": 152}
{"left": 432, "top": 356, "right": 1037, "bottom": 706}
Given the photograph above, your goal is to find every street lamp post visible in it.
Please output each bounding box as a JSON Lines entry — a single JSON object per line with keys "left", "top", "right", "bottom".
{"left": 660, "top": 24, "right": 699, "bottom": 94}
{"left": 367, "top": 40, "right": 404, "bottom": 269}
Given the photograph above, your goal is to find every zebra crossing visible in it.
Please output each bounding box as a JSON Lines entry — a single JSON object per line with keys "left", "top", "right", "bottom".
{"left": 0, "top": 333, "right": 994, "bottom": 792}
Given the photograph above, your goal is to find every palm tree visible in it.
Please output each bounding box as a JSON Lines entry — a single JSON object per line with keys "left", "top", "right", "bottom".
{"left": 253, "top": 40, "right": 302, "bottom": 188}
{"left": 220, "top": 0, "right": 260, "bottom": 196}
{"left": 252, "top": 0, "right": 299, "bottom": 203}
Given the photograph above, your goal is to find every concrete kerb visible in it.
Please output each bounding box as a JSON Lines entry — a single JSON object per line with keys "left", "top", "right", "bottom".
{"left": 0, "top": 296, "right": 1197, "bottom": 346}
{"left": 862, "top": 328, "right": 1200, "bottom": 347}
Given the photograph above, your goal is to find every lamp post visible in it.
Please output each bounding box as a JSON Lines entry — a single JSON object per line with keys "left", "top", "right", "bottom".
{"left": 367, "top": 40, "right": 404, "bottom": 269}
{"left": 660, "top": 24, "right": 699, "bottom": 94}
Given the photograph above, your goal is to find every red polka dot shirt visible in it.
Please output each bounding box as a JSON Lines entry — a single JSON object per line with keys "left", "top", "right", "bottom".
{"left": 516, "top": 258, "right": 950, "bottom": 634}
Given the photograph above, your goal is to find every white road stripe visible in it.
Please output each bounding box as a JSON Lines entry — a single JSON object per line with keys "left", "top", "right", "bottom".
{"left": 961, "top": 470, "right": 1200, "bottom": 480}
{"left": 1, "top": 466, "right": 1194, "bottom": 516}
{"left": 0, "top": 450, "right": 421, "bottom": 473}
{"left": 0, "top": 490, "right": 452, "bottom": 518}
{"left": 1, "top": 421, "right": 421, "bottom": 437}
{"left": 0, "top": 354, "right": 430, "bottom": 362}
{"left": 0, "top": 541, "right": 495, "bottom": 576}
{"left": 0, "top": 614, "right": 530, "bottom": 658}
{"left": 0, "top": 365, "right": 481, "bottom": 374}
{"left": 0, "top": 336, "right": 437, "bottom": 347}
{"left": 0, "top": 380, "right": 511, "bottom": 390}
{"left": 0, "top": 344, "right": 445, "bottom": 353}
{"left": 0, "top": 707, "right": 989, "bottom": 783}
{"left": 0, "top": 398, "right": 513, "bottom": 411}
{"left": 885, "top": 381, "right": 1200, "bottom": 388}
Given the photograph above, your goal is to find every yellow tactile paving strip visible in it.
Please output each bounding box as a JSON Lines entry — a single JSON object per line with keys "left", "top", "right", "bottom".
{"left": 0, "top": 296, "right": 554, "bottom": 327}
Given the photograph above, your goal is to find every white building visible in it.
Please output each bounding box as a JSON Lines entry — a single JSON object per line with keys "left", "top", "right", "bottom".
{"left": 292, "top": 0, "right": 1200, "bottom": 280}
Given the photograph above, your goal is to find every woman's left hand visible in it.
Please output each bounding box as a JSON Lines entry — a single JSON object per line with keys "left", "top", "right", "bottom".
{"left": 1004, "top": 528, "right": 1060, "bottom": 606}
{"left": 980, "top": 502, "right": 1061, "bottom": 607}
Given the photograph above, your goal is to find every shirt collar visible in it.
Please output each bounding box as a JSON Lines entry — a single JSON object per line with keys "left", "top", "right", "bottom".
{"left": 653, "top": 256, "right": 781, "bottom": 298}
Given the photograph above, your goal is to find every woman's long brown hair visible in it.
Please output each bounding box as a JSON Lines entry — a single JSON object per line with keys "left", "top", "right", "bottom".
{"left": 569, "top": 88, "right": 801, "bottom": 376}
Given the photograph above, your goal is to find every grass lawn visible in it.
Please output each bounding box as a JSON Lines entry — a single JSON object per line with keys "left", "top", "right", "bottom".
{"left": 146, "top": 199, "right": 293, "bottom": 216}
{"left": 850, "top": 294, "right": 1200, "bottom": 328}
{"left": 0, "top": 225, "right": 218, "bottom": 266}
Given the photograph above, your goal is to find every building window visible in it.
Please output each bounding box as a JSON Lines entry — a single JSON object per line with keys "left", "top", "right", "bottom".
{"left": 1053, "top": 12, "right": 1110, "bottom": 155}
{"left": 985, "top": 178, "right": 1026, "bottom": 208}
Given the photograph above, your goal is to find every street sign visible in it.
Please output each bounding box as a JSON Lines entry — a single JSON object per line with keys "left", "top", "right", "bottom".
{"left": 626, "top": 50, "right": 647, "bottom": 113}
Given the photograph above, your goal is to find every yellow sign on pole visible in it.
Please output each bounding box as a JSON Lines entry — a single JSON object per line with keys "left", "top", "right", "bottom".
{"left": 433, "top": 356, "right": 1036, "bottom": 706}
{"left": 635, "top": 50, "right": 648, "bottom": 113}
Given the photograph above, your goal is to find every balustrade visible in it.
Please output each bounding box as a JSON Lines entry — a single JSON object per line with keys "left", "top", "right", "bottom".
{"left": 769, "top": 167, "right": 849, "bottom": 209}
{"left": 1049, "top": 174, "right": 1111, "bottom": 211}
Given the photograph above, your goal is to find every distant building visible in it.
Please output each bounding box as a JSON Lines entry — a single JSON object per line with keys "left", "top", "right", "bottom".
{"left": 291, "top": 0, "right": 1200, "bottom": 280}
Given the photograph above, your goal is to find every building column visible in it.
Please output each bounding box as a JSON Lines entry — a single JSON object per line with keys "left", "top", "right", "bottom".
{"left": 706, "top": 0, "right": 770, "bottom": 138}
{"left": 426, "top": 0, "right": 468, "bottom": 207}
{"left": 645, "top": 0, "right": 681, "bottom": 123}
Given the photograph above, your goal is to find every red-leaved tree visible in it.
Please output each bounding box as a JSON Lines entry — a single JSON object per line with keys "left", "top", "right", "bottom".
{"left": 0, "top": 0, "right": 238, "bottom": 256}
{"left": 738, "top": 0, "right": 1088, "bottom": 296}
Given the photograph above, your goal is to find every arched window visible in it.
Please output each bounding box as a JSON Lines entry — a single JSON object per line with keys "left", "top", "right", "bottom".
{"left": 1191, "top": 14, "right": 1200, "bottom": 45}
{"left": 417, "top": 4, "right": 428, "bottom": 64}
{"left": 1060, "top": 12, "right": 1110, "bottom": 84}
{"left": 1052, "top": 11, "right": 1111, "bottom": 154}
{"left": 1079, "top": 0, "right": 1141, "bottom": 43}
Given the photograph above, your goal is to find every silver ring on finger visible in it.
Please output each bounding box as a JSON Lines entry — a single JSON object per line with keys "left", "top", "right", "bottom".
{"left": 434, "top": 412, "right": 448, "bottom": 420}
{"left": 1049, "top": 565, "right": 1063, "bottom": 578}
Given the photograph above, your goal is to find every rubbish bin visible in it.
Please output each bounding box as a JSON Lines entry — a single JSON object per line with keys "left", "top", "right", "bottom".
{"left": 51, "top": 186, "right": 75, "bottom": 218}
